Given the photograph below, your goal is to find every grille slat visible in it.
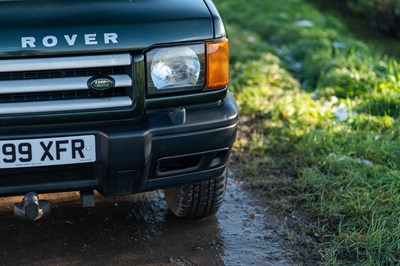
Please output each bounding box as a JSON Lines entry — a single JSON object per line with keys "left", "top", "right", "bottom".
{"left": 0, "top": 54, "right": 133, "bottom": 115}
{"left": 0, "top": 74, "right": 131, "bottom": 94}
{"left": 0, "top": 97, "right": 132, "bottom": 115}
{"left": 0, "top": 54, "right": 131, "bottom": 72}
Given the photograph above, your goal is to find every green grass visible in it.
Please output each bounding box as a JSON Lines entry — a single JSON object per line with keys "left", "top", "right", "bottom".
{"left": 214, "top": 0, "right": 400, "bottom": 264}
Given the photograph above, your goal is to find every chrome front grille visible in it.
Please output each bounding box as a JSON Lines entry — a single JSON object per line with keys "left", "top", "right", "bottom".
{"left": 0, "top": 54, "right": 133, "bottom": 115}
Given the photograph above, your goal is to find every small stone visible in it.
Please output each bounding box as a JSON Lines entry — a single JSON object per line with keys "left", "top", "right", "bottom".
{"left": 295, "top": 20, "right": 313, "bottom": 27}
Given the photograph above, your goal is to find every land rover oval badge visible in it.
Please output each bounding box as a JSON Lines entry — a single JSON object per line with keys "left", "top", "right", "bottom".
{"left": 88, "top": 75, "right": 115, "bottom": 95}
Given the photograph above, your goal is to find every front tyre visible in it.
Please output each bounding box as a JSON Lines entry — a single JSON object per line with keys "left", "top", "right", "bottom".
{"left": 164, "top": 169, "right": 227, "bottom": 218}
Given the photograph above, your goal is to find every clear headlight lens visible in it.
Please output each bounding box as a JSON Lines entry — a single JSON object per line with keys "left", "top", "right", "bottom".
{"left": 146, "top": 44, "right": 205, "bottom": 94}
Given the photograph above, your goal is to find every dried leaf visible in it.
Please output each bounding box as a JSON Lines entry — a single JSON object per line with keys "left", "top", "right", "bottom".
{"left": 357, "top": 234, "right": 365, "bottom": 241}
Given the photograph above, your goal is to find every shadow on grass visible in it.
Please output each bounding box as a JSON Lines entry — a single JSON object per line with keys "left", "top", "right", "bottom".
{"left": 305, "top": 0, "right": 400, "bottom": 58}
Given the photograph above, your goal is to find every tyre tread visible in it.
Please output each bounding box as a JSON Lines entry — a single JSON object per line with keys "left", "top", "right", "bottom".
{"left": 164, "top": 169, "right": 227, "bottom": 218}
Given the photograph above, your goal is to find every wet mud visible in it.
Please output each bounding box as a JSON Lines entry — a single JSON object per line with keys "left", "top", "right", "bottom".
{"left": 0, "top": 172, "right": 311, "bottom": 265}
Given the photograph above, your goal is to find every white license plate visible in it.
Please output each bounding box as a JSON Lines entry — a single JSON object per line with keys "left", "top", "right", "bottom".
{"left": 0, "top": 135, "right": 96, "bottom": 169}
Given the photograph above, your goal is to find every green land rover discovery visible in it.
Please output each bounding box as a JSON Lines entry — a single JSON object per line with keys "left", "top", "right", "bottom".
{"left": 0, "top": 0, "right": 238, "bottom": 221}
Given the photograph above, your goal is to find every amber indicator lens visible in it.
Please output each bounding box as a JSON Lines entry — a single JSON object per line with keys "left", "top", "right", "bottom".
{"left": 206, "top": 39, "right": 229, "bottom": 89}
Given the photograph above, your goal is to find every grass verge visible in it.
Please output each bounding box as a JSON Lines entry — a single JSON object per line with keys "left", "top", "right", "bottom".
{"left": 214, "top": 0, "right": 400, "bottom": 264}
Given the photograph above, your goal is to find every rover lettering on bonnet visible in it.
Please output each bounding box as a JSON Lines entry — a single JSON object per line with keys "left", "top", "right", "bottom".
{"left": 21, "top": 33, "right": 119, "bottom": 48}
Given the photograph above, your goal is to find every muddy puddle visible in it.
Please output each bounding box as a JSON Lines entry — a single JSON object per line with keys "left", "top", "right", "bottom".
{"left": 0, "top": 171, "right": 309, "bottom": 265}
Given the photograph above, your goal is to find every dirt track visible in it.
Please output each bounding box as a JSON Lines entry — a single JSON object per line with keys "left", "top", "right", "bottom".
{"left": 0, "top": 171, "right": 314, "bottom": 265}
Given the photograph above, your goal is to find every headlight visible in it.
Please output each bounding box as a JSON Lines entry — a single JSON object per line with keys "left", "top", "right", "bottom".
{"left": 146, "top": 44, "right": 205, "bottom": 94}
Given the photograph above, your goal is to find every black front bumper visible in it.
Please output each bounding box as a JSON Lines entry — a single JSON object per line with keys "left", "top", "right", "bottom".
{"left": 0, "top": 94, "right": 238, "bottom": 197}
